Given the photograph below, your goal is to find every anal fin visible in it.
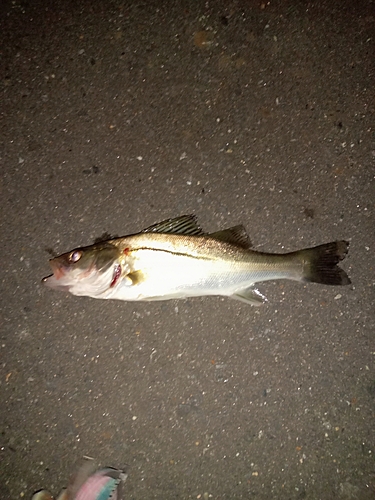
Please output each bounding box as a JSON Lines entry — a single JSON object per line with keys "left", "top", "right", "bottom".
{"left": 230, "top": 287, "right": 268, "bottom": 306}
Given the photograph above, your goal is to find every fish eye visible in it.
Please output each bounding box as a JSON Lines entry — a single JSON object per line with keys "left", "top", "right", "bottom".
{"left": 69, "top": 250, "right": 82, "bottom": 263}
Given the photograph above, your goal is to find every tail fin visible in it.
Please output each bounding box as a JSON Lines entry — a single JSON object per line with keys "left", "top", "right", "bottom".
{"left": 299, "top": 241, "right": 351, "bottom": 286}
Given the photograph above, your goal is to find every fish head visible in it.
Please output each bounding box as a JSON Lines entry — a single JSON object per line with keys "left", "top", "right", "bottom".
{"left": 42, "top": 242, "right": 122, "bottom": 297}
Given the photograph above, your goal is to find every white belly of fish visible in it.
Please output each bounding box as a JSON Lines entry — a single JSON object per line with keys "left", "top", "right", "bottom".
{"left": 103, "top": 249, "right": 249, "bottom": 301}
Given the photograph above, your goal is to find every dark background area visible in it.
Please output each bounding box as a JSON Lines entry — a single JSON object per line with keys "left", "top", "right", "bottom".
{"left": 1, "top": 0, "right": 374, "bottom": 498}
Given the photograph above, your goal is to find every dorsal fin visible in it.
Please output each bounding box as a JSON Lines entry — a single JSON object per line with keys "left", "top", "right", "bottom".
{"left": 142, "top": 215, "right": 204, "bottom": 236}
{"left": 208, "top": 225, "right": 252, "bottom": 249}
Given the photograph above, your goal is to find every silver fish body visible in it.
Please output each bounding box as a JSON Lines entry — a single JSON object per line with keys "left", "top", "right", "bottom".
{"left": 43, "top": 215, "right": 351, "bottom": 305}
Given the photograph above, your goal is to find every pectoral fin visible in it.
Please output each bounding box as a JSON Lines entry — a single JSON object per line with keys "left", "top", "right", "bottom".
{"left": 126, "top": 270, "right": 146, "bottom": 285}
{"left": 230, "top": 287, "right": 268, "bottom": 306}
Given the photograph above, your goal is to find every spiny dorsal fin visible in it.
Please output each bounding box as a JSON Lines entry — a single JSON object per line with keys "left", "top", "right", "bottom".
{"left": 209, "top": 225, "right": 252, "bottom": 249}
{"left": 142, "top": 215, "right": 204, "bottom": 236}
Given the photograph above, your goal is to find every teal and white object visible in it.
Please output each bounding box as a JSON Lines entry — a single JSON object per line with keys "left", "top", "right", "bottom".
{"left": 74, "top": 468, "right": 126, "bottom": 500}
{"left": 32, "top": 465, "right": 127, "bottom": 500}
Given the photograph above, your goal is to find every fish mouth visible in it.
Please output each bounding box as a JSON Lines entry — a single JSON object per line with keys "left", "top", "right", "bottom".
{"left": 42, "top": 260, "right": 70, "bottom": 291}
{"left": 42, "top": 273, "right": 71, "bottom": 292}
{"left": 42, "top": 256, "right": 104, "bottom": 293}
{"left": 49, "top": 259, "right": 67, "bottom": 279}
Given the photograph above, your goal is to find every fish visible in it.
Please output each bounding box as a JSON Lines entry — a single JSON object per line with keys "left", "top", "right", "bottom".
{"left": 42, "top": 215, "right": 351, "bottom": 306}
{"left": 31, "top": 459, "right": 127, "bottom": 500}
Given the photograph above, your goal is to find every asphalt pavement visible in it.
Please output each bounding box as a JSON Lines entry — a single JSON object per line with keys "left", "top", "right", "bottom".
{"left": 1, "top": 0, "right": 374, "bottom": 498}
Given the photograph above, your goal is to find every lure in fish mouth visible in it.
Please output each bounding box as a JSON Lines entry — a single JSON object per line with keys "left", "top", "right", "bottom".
{"left": 42, "top": 215, "right": 351, "bottom": 305}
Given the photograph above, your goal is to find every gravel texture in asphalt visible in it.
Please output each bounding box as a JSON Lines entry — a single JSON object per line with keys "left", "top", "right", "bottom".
{"left": 1, "top": 0, "right": 374, "bottom": 498}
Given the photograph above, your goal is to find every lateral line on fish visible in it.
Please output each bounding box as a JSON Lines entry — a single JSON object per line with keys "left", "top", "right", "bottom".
{"left": 124, "top": 246, "right": 214, "bottom": 261}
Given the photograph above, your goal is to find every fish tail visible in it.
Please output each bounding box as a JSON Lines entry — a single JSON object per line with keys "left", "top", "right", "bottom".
{"left": 298, "top": 241, "right": 351, "bottom": 286}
